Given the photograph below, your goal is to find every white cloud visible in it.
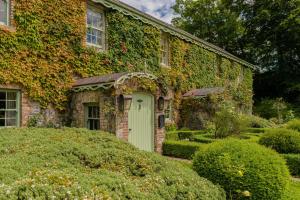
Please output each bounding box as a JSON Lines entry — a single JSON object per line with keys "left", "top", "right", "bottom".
{"left": 120, "top": 0, "right": 176, "bottom": 24}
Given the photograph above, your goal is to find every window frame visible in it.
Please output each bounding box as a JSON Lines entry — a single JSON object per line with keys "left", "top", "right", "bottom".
{"left": 86, "top": 4, "right": 106, "bottom": 50}
{"left": 160, "top": 33, "right": 170, "bottom": 67}
{"left": 84, "top": 103, "right": 100, "bottom": 130}
{"left": 0, "top": 89, "right": 20, "bottom": 128}
{"left": 165, "top": 101, "right": 173, "bottom": 122}
{"left": 0, "top": 0, "right": 10, "bottom": 26}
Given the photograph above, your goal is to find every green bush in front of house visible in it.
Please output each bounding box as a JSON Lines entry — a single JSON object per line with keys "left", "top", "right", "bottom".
{"left": 0, "top": 128, "right": 226, "bottom": 200}
{"left": 163, "top": 140, "right": 205, "bottom": 159}
{"left": 285, "top": 119, "right": 300, "bottom": 132}
{"left": 193, "top": 139, "right": 290, "bottom": 200}
{"left": 282, "top": 154, "right": 300, "bottom": 176}
{"left": 259, "top": 128, "right": 300, "bottom": 154}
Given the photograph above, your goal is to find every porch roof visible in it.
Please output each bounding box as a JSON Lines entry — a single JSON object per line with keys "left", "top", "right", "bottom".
{"left": 72, "top": 72, "right": 158, "bottom": 93}
{"left": 73, "top": 72, "right": 128, "bottom": 87}
{"left": 183, "top": 87, "right": 225, "bottom": 98}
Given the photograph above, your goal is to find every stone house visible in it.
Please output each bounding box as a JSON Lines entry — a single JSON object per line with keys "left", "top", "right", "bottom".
{"left": 0, "top": 0, "right": 255, "bottom": 153}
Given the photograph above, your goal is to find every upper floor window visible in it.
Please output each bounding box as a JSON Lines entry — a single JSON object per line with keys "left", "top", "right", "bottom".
{"left": 160, "top": 33, "right": 170, "bottom": 67}
{"left": 86, "top": 5, "right": 106, "bottom": 50}
{"left": 0, "top": 0, "right": 10, "bottom": 26}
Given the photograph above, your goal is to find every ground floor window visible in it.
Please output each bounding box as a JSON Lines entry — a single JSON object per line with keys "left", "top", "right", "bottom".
{"left": 85, "top": 104, "right": 100, "bottom": 130}
{"left": 165, "top": 101, "right": 172, "bottom": 121}
{"left": 0, "top": 90, "right": 20, "bottom": 127}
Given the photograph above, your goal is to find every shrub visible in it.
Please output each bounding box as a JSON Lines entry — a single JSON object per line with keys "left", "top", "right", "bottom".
{"left": 192, "top": 134, "right": 217, "bottom": 144}
{"left": 0, "top": 128, "right": 225, "bottom": 200}
{"left": 165, "top": 123, "right": 177, "bottom": 132}
{"left": 254, "top": 98, "right": 294, "bottom": 123}
{"left": 259, "top": 128, "right": 300, "bottom": 153}
{"left": 240, "top": 114, "right": 275, "bottom": 128}
{"left": 193, "top": 139, "right": 290, "bottom": 200}
{"left": 285, "top": 119, "right": 300, "bottom": 132}
{"left": 214, "top": 106, "right": 246, "bottom": 138}
{"left": 165, "top": 131, "right": 179, "bottom": 140}
{"left": 163, "top": 140, "right": 205, "bottom": 159}
{"left": 178, "top": 131, "right": 194, "bottom": 140}
{"left": 282, "top": 154, "right": 300, "bottom": 176}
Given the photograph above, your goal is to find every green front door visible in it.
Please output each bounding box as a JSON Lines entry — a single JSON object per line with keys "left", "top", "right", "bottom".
{"left": 128, "top": 92, "right": 154, "bottom": 152}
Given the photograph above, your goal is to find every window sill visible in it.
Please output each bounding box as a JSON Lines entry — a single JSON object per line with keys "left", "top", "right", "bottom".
{"left": 160, "top": 63, "right": 171, "bottom": 68}
{"left": 0, "top": 24, "right": 16, "bottom": 33}
{"left": 86, "top": 44, "right": 107, "bottom": 53}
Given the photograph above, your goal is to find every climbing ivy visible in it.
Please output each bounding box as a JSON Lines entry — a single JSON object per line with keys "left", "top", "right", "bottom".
{"left": 0, "top": 0, "right": 252, "bottom": 111}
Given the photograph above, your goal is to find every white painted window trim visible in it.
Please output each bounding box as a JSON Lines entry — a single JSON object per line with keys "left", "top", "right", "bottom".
{"left": 0, "top": 0, "right": 10, "bottom": 26}
{"left": 160, "top": 33, "right": 170, "bottom": 68}
{"left": 86, "top": 4, "right": 106, "bottom": 51}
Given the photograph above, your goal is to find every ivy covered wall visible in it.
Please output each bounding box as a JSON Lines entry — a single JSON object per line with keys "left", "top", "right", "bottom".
{"left": 0, "top": 0, "right": 253, "bottom": 112}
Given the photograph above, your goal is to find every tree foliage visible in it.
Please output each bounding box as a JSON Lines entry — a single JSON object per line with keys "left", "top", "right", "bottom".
{"left": 173, "top": 0, "right": 300, "bottom": 103}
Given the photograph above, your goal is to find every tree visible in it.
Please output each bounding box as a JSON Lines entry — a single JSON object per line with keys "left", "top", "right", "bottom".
{"left": 173, "top": 0, "right": 300, "bottom": 104}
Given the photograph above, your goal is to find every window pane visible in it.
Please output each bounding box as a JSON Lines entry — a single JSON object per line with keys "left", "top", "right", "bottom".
{"left": 88, "top": 107, "right": 93, "bottom": 118}
{"left": 0, "top": 101, "right": 5, "bottom": 109}
{"left": 0, "top": 111, "right": 5, "bottom": 118}
{"left": 6, "top": 118, "right": 16, "bottom": 126}
{"left": 87, "top": 11, "right": 92, "bottom": 25}
{"left": 0, "top": 119, "right": 4, "bottom": 126}
{"left": 0, "top": 0, "right": 8, "bottom": 25}
{"left": 0, "top": 92, "right": 5, "bottom": 100}
{"left": 7, "top": 92, "right": 16, "bottom": 100}
{"left": 92, "top": 13, "right": 102, "bottom": 28}
{"left": 6, "top": 111, "right": 16, "bottom": 118}
{"left": 94, "top": 120, "right": 100, "bottom": 130}
{"left": 96, "top": 31, "right": 103, "bottom": 46}
{"left": 6, "top": 101, "right": 16, "bottom": 109}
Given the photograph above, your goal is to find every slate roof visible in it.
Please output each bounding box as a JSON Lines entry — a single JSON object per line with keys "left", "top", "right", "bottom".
{"left": 73, "top": 72, "right": 128, "bottom": 87}
{"left": 183, "top": 87, "right": 225, "bottom": 98}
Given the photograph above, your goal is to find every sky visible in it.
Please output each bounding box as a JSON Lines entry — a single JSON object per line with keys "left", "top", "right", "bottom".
{"left": 120, "top": 0, "right": 176, "bottom": 24}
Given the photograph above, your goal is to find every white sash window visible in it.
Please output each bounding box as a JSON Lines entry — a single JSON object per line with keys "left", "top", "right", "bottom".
{"left": 0, "top": 0, "right": 10, "bottom": 26}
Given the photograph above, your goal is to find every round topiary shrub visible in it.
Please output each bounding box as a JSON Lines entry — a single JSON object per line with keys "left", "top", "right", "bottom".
{"left": 193, "top": 139, "right": 290, "bottom": 200}
{"left": 259, "top": 128, "right": 300, "bottom": 153}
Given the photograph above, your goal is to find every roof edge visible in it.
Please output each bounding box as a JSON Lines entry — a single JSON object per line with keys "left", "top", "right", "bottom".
{"left": 92, "top": 0, "right": 256, "bottom": 69}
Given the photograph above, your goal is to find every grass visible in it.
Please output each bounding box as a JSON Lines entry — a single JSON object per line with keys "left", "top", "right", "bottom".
{"left": 284, "top": 180, "right": 300, "bottom": 200}
{"left": 0, "top": 128, "right": 225, "bottom": 199}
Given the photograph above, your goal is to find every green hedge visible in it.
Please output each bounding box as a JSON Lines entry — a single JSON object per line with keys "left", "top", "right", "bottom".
{"left": 193, "top": 139, "right": 290, "bottom": 200}
{"left": 0, "top": 128, "right": 226, "bottom": 199}
{"left": 282, "top": 154, "right": 300, "bottom": 176}
{"left": 285, "top": 119, "right": 300, "bottom": 132}
{"left": 192, "top": 134, "right": 217, "bottom": 144}
{"left": 259, "top": 128, "right": 300, "bottom": 153}
{"left": 163, "top": 140, "right": 205, "bottom": 159}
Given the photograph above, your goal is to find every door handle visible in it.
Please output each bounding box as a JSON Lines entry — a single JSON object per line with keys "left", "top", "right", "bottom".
{"left": 129, "top": 128, "right": 132, "bottom": 132}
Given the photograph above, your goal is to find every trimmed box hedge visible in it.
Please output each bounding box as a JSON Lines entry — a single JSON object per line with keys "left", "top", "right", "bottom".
{"left": 163, "top": 140, "right": 205, "bottom": 159}
{"left": 282, "top": 154, "right": 300, "bottom": 176}
{"left": 193, "top": 139, "right": 290, "bottom": 200}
